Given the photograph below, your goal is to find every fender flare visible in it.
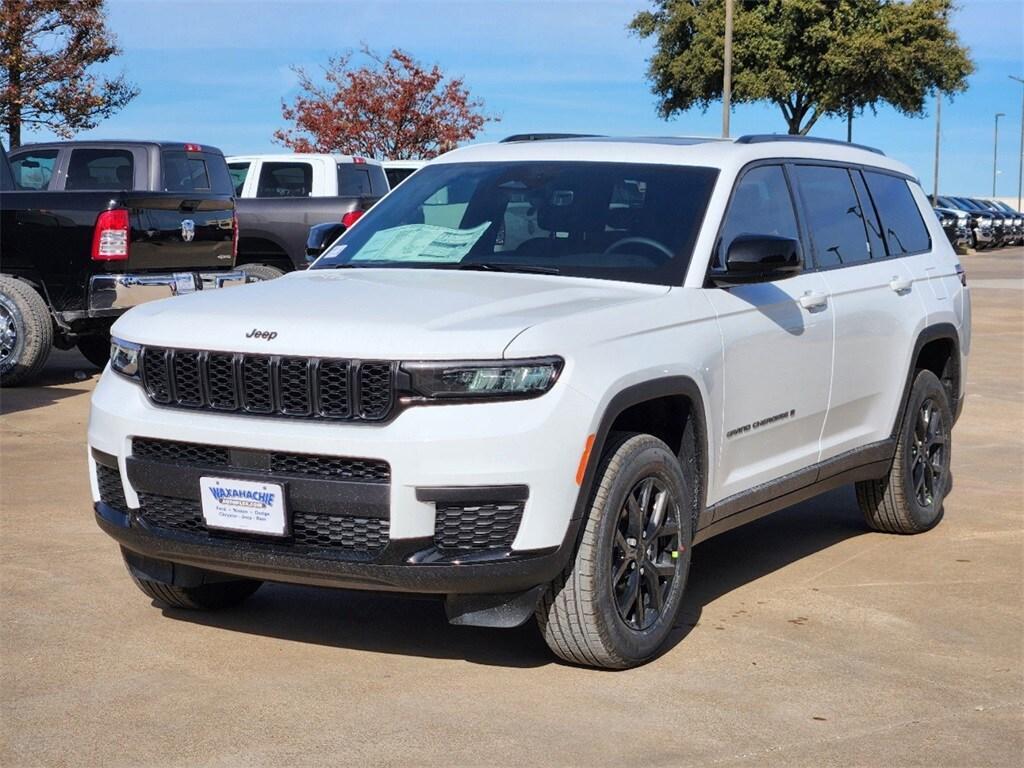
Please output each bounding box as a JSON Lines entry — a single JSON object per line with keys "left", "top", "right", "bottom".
{"left": 569, "top": 376, "right": 711, "bottom": 536}
{"left": 892, "top": 322, "right": 962, "bottom": 436}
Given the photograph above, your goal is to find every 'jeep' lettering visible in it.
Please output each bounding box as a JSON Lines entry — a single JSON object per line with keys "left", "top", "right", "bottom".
{"left": 245, "top": 328, "right": 278, "bottom": 341}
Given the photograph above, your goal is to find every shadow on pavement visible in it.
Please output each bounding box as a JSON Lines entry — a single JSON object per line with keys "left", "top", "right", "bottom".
{"left": 0, "top": 350, "right": 100, "bottom": 416}
{"left": 163, "top": 486, "right": 868, "bottom": 668}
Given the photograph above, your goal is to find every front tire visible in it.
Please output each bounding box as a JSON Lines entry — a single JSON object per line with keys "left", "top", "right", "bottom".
{"left": 856, "top": 369, "right": 952, "bottom": 534}
{"left": 0, "top": 276, "right": 53, "bottom": 387}
{"left": 128, "top": 572, "right": 262, "bottom": 610}
{"left": 76, "top": 333, "right": 112, "bottom": 369}
{"left": 537, "top": 433, "right": 693, "bottom": 669}
{"left": 239, "top": 263, "right": 285, "bottom": 281}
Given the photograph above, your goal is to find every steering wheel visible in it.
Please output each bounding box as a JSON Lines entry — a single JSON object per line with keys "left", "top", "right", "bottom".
{"left": 603, "top": 237, "right": 674, "bottom": 260}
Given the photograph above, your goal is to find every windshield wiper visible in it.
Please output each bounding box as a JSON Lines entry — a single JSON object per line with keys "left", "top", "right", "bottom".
{"left": 457, "top": 262, "right": 560, "bottom": 275}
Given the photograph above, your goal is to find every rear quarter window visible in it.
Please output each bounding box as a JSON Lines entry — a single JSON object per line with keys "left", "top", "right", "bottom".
{"left": 66, "top": 148, "right": 134, "bottom": 191}
{"left": 9, "top": 149, "right": 59, "bottom": 190}
{"left": 863, "top": 172, "right": 931, "bottom": 255}
{"left": 257, "top": 162, "right": 312, "bottom": 197}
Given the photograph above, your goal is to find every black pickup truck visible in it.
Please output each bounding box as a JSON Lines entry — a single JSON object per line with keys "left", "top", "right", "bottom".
{"left": 1, "top": 141, "right": 246, "bottom": 386}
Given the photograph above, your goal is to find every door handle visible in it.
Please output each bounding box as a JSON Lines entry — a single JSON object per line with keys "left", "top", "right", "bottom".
{"left": 889, "top": 277, "right": 913, "bottom": 294}
{"left": 799, "top": 291, "right": 828, "bottom": 310}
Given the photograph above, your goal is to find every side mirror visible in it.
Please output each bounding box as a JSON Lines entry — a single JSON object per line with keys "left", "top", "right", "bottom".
{"left": 305, "top": 222, "right": 345, "bottom": 263}
{"left": 713, "top": 235, "right": 802, "bottom": 285}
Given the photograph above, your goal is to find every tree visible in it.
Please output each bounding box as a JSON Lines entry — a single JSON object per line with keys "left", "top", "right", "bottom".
{"left": 0, "top": 0, "right": 138, "bottom": 148}
{"left": 274, "top": 47, "right": 496, "bottom": 159}
{"left": 630, "top": 0, "right": 973, "bottom": 135}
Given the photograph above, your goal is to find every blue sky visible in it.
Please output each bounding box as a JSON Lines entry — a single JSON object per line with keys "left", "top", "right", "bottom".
{"left": 23, "top": 0, "right": 1024, "bottom": 197}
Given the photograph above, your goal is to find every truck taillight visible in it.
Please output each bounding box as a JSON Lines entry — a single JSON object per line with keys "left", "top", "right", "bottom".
{"left": 232, "top": 210, "right": 239, "bottom": 260}
{"left": 341, "top": 210, "right": 364, "bottom": 229}
{"left": 91, "top": 208, "right": 130, "bottom": 261}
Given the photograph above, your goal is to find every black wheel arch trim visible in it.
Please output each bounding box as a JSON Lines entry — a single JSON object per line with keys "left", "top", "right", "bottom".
{"left": 570, "top": 376, "right": 711, "bottom": 534}
{"left": 895, "top": 322, "right": 962, "bottom": 436}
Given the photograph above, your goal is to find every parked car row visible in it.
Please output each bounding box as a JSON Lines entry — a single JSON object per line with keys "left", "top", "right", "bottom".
{"left": 931, "top": 195, "right": 1023, "bottom": 250}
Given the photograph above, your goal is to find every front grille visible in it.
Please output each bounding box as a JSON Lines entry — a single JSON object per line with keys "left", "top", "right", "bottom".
{"left": 269, "top": 452, "right": 390, "bottom": 483}
{"left": 96, "top": 465, "right": 128, "bottom": 512}
{"left": 137, "top": 494, "right": 390, "bottom": 554}
{"left": 140, "top": 347, "right": 395, "bottom": 422}
{"left": 133, "top": 438, "right": 230, "bottom": 467}
{"left": 434, "top": 503, "right": 524, "bottom": 551}
{"left": 131, "top": 438, "right": 390, "bottom": 483}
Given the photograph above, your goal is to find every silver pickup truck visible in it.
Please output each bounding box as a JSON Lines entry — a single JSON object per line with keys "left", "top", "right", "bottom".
{"left": 227, "top": 154, "right": 389, "bottom": 276}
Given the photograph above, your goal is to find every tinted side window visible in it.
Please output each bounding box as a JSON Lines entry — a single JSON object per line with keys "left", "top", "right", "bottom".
{"left": 10, "top": 149, "right": 59, "bottom": 190}
{"left": 863, "top": 172, "right": 931, "bottom": 255}
{"left": 66, "top": 149, "right": 134, "bottom": 190}
{"left": 202, "top": 153, "right": 234, "bottom": 196}
{"left": 849, "top": 170, "right": 886, "bottom": 258}
{"left": 228, "top": 162, "right": 250, "bottom": 195}
{"left": 257, "top": 162, "right": 312, "bottom": 197}
{"left": 337, "top": 166, "right": 372, "bottom": 196}
{"left": 162, "top": 151, "right": 211, "bottom": 192}
{"left": 367, "top": 164, "right": 388, "bottom": 195}
{"left": 716, "top": 165, "right": 799, "bottom": 269}
{"left": 793, "top": 165, "right": 871, "bottom": 267}
{"left": 386, "top": 167, "right": 413, "bottom": 188}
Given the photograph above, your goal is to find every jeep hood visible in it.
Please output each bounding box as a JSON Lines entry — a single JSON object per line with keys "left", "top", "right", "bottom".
{"left": 112, "top": 268, "right": 667, "bottom": 359}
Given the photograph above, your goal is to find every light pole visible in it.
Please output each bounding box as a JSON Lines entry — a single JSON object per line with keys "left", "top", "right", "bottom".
{"left": 993, "top": 112, "right": 1005, "bottom": 197}
{"left": 933, "top": 94, "right": 942, "bottom": 201}
{"left": 722, "top": 0, "right": 733, "bottom": 138}
{"left": 1010, "top": 76, "right": 1024, "bottom": 211}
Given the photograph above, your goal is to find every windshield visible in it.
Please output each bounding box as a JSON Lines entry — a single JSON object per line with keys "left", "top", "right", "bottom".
{"left": 311, "top": 161, "right": 718, "bottom": 285}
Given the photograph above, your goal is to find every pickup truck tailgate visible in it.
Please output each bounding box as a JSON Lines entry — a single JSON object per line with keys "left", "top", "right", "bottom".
{"left": 128, "top": 194, "right": 234, "bottom": 271}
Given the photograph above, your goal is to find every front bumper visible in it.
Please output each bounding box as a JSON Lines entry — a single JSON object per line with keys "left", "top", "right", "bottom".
{"left": 89, "top": 270, "right": 248, "bottom": 312}
{"left": 96, "top": 501, "right": 570, "bottom": 594}
{"left": 88, "top": 368, "right": 596, "bottom": 594}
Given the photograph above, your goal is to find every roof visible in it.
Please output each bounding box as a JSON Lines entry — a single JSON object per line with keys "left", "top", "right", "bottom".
{"left": 225, "top": 153, "right": 383, "bottom": 166}
{"left": 382, "top": 160, "right": 427, "bottom": 169}
{"left": 13, "top": 140, "right": 225, "bottom": 155}
{"left": 431, "top": 134, "right": 916, "bottom": 179}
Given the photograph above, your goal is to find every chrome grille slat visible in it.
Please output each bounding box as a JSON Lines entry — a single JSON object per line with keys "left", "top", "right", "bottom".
{"left": 139, "top": 347, "right": 395, "bottom": 422}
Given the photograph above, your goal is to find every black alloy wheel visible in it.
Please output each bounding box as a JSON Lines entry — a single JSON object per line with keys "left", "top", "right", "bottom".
{"left": 611, "top": 476, "right": 681, "bottom": 631}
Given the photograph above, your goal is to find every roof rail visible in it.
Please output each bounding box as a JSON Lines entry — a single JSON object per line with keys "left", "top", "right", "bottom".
{"left": 500, "top": 133, "right": 603, "bottom": 143}
{"left": 735, "top": 134, "right": 885, "bottom": 156}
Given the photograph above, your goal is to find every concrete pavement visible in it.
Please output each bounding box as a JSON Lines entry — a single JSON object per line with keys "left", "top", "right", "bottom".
{"left": 1, "top": 249, "right": 1021, "bottom": 767}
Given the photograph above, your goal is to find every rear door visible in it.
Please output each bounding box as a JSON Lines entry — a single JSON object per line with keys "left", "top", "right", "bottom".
{"left": 794, "top": 165, "right": 925, "bottom": 461}
{"left": 705, "top": 164, "right": 835, "bottom": 507}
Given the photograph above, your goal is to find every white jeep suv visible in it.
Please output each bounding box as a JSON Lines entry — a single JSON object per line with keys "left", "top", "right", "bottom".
{"left": 88, "top": 135, "right": 970, "bottom": 668}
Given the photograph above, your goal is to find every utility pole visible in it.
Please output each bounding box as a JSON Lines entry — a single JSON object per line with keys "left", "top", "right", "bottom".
{"left": 722, "top": 0, "right": 733, "bottom": 138}
{"left": 993, "top": 112, "right": 1006, "bottom": 197}
{"left": 1010, "top": 76, "right": 1024, "bottom": 211}
{"left": 933, "top": 94, "right": 942, "bottom": 201}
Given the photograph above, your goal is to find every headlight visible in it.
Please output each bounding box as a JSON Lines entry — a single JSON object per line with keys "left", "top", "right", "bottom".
{"left": 110, "top": 338, "right": 141, "bottom": 378}
{"left": 941, "top": 216, "right": 955, "bottom": 227}
{"left": 401, "top": 357, "right": 563, "bottom": 400}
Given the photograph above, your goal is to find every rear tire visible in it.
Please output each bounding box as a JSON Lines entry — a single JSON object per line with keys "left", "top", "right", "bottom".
{"left": 239, "top": 263, "right": 285, "bottom": 281}
{"left": 0, "top": 276, "right": 53, "bottom": 387}
{"left": 537, "top": 433, "right": 693, "bottom": 669}
{"left": 856, "top": 369, "right": 952, "bottom": 534}
{"left": 76, "top": 333, "right": 112, "bottom": 370}
{"left": 128, "top": 572, "right": 262, "bottom": 610}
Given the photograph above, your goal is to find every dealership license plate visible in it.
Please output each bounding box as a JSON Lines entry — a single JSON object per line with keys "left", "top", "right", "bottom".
{"left": 199, "top": 477, "right": 287, "bottom": 536}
